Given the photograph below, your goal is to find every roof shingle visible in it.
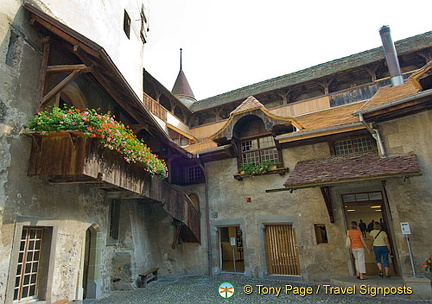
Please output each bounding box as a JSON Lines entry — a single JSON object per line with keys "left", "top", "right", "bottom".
{"left": 284, "top": 153, "right": 421, "bottom": 189}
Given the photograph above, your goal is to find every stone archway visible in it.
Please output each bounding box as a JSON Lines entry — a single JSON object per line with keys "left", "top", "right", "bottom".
{"left": 82, "top": 223, "right": 102, "bottom": 299}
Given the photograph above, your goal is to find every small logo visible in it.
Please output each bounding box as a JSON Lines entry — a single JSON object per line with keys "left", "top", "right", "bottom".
{"left": 219, "top": 282, "right": 235, "bottom": 299}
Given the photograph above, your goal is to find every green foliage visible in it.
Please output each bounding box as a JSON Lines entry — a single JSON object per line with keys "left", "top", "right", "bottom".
{"left": 22, "top": 106, "right": 168, "bottom": 179}
{"left": 238, "top": 161, "right": 282, "bottom": 176}
{"left": 424, "top": 256, "right": 432, "bottom": 272}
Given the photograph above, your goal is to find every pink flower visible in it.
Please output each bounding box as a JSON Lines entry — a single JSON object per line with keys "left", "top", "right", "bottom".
{"left": 59, "top": 121, "right": 64, "bottom": 124}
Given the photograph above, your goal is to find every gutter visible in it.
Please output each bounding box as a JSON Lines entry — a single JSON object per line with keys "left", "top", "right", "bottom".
{"left": 275, "top": 122, "right": 364, "bottom": 142}
{"left": 354, "top": 89, "right": 432, "bottom": 115}
{"left": 196, "top": 144, "right": 233, "bottom": 157}
{"left": 354, "top": 89, "right": 432, "bottom": 157}
{"left": 358, "top": 113, "right": 386, "bottom": 157}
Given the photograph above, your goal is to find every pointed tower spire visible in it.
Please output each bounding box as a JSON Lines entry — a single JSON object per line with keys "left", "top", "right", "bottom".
{"left": 172, "top": 48, "right": 196, "bottom": 108}
{"left": 180, "top": 48, "right": 183, "bottom": 71}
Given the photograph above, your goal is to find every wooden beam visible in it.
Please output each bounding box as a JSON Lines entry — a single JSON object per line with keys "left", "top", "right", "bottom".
{"left": 40, "top": 66, "right": 90, "bottom": 108}
{"left": 129, "top": 123, "right": 149, "bottom": 134}
{"left": 46, "top": 64, "right": 88, "bottom": 73}
{"left": 320, "top": 186, "right": 335, "bottom": 223}
{"left": 36, "top": 37, "right": 50, "bottom": 113}
{"left": 29, "top": 12, "right": 101, "bottom": 58}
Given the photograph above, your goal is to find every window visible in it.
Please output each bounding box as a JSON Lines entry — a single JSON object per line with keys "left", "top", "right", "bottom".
{"left": 140, "top": 5, "right": 148, "bottom": 44}
{"left": 241, "top": 135, "right": 279, "bottom": 165}
{"left": 123, "top": 10, "right": 131, "bottom": 39}
{"left": 109, "top": 200, "right": 121, "bottom": 240}
{"left": 14, "top": 227, "right": 43, "bottom": 301}
{"left": 188, "top": 166, "right": 204, "bottom": 183}
{"left": 333, "top": 136, "right": 374, "bottom": 156}
{"left": 314, "top": 224, "right": 328, "bottom": 244}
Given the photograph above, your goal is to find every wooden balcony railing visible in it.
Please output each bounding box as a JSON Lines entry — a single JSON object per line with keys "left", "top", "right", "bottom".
{"left": 143, "top": 93, "right": 168, "bottom": 122}
{"left": 149, "top": 182, "right": 201, "bottom": 243}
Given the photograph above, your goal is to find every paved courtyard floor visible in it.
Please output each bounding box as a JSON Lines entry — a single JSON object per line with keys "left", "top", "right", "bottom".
{"left": 88, "top": 274, "right": 431, "bottom": 304}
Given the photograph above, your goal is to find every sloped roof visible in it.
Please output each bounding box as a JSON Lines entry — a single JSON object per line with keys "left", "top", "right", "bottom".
{"left": 184, "top": 138, "right": 218, "bottom": 154}
{"left": 230, "top": 95, "right": 266, "bottom": 115}
{"left": 276, "top": 101, "right": 367, "bottom": 143}
{"left": 356, "top": 81, "right": 419, "bottom": 113}
{"left": 24, "top": 3, "right": 190, "bottom": 157}
{"left": 210, "top": 96, "right": 303, "bottom": 140}
{"left": 191, "top": 31, "right": 432, "bottom": 112}
{"left": 284, "top": 153, "right": 421, "bottom": 189}
{"left": 172, "top": 70, "right": 195, "bottom": 99}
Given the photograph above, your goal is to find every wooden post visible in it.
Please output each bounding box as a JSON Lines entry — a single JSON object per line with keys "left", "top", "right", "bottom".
{"left": 35, "top": 37, "right": 50, "bottom": 113}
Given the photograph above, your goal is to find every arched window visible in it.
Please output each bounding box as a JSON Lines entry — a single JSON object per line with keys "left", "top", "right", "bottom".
{"left": 234, "top": 115, "right": 281, "bottom": 165}
{"left": 189, "top": 193, "right": 200, "bottom": 211}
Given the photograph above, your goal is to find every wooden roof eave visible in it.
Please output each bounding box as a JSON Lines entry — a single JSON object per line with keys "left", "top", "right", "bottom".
{"left": 275, "top": 122, "right": 365, "bottom": 144}
{"left": 166, "top": 123, "right": 198, "bottom": 142}
{"left": 266, "top": 171, "right": 422, "bottom": 193}
{"left": 196, "top": 144, "right": 234, "bottom": 161}
{"left": 209, "top": 104, "right": 304, "bottom": 141}
{"left": 24, "top": 3, "right": 190, "bottom": 158}
{"left": 354, "top": 89, "right": 432, "bottom": 122}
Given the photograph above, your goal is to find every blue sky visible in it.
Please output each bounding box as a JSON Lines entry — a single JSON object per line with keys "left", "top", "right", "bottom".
{"left": 144, "top": 0, "right": 432, "bottom": 100}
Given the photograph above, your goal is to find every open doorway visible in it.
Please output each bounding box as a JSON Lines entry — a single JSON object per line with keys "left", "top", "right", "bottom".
{"left": 219, "top": 226, "right": 244, "bottom": 273}
{"left": 342, "top": 191, "right": 398, "bottom": 276}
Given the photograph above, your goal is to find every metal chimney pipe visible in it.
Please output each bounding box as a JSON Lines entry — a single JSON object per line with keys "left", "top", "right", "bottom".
{"left": 379, "top": 25, "right": 403, "bottom": 86}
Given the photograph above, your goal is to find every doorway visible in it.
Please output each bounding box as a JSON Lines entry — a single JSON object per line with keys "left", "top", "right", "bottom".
{"left": 219, "top": 226, "right": 244, "bottom": 272}
{"left": 264, "top": 224, "right": 301, "bottom": 276}
{"left": 82, "top": 224, "right": 101, "bottom": 299}
{"left": 83, "top": 228, "right": 92, "bottom": 299}
{"left": 342, "top": 191, "right": 398, "bottom": 276}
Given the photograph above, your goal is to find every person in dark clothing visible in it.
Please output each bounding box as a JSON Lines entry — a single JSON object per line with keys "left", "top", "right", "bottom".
{"left": 367, "top": 220, "right": 375, "bottom": 233}
{"left": 359, "top": 219, "right": 367, "bottom": 237}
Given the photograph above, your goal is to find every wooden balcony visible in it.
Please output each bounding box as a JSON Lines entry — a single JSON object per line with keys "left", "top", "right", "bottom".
{"left": 143, "top": 93, "right": 168, "bottom": 122}
{"left": 27, "top": 132, "right": 200, "bottom": 242}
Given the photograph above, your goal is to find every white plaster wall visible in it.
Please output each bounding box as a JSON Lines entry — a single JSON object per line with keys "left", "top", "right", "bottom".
{"left": 30, "top": 0, "right": 149, "bottom": 99}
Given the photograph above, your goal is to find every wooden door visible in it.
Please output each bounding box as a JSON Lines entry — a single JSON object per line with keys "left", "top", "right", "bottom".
{"left": 265, "top": 225, "right": 300, "bottom": 275}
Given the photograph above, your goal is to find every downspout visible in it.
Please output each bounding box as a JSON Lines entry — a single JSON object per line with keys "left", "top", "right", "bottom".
{"left": 200, "top": 160, "right": 213, "bottom": 276}
{"left": 358, "top": 113, "right": 386, "bottom": 157}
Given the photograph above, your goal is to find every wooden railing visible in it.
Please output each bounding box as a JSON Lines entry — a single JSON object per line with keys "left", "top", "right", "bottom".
{"left": 143, "top": 93, "right": 168, "bottom": 121}
{"left": 143, "top": 177, "right": 200, "bottom": 243}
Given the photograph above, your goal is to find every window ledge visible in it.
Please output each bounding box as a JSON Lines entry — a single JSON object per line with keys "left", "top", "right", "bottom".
{"left": 234, "top": 167, "right": 289, "bottom": 181}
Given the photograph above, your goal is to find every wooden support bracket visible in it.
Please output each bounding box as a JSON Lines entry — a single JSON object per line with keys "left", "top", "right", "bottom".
{"left": 320, "top": 186, "right": 335, "bottom": 223}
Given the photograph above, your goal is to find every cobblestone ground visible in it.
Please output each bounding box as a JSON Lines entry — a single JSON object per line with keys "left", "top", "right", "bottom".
{"left": 92, "top": 275, "right": 432, "bottom": 304}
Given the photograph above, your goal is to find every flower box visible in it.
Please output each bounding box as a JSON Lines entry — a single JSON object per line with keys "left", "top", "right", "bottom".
{"left": 234, "top": 167, "right": 289, "bottom": 181}
{"left": 27, "top": 132, "right": 151, "bottom": 194}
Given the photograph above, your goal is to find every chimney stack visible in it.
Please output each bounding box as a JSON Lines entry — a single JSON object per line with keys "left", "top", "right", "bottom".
{"left": 379, "top": 25, "right": 403, "bottom": 87}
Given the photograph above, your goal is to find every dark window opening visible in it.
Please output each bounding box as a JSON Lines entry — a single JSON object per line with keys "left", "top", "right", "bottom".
{"left": 123, "top": 10, "right": 131, "bottom": 39}
{"left": 109, "top": 200, "right": 121, "bottom": 240}
{"left": 140, "top": 5, "right": 147, "bottom": 43}
{"left": 314, "top": 224, "right": 328, "bottom": 244}
{"left": 188, "top": 166, "right": 204, "bottom": 183}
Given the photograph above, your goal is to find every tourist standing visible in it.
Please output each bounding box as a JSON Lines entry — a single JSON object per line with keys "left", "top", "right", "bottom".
{"left": 347, "top": 221, "right": 370, "bottom": 280}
